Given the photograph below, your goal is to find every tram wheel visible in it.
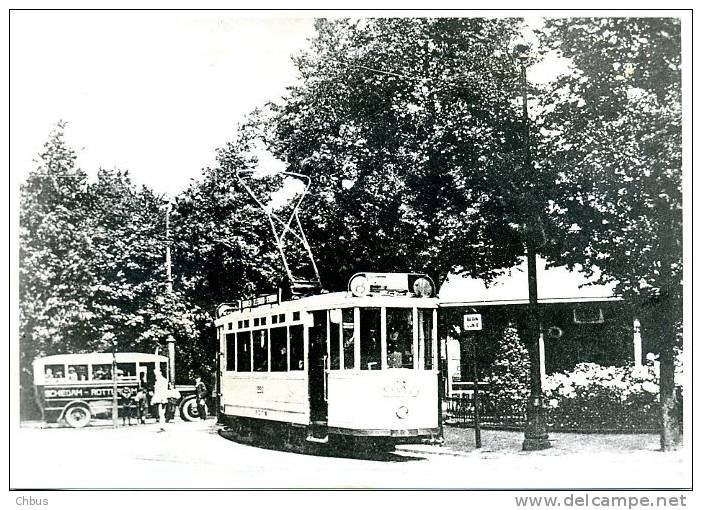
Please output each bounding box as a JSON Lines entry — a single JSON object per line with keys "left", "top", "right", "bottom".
{"left": 64, "top": 405, "right": 91, "bottom": 428}
{"left": 179, "top": 396, "right": 200, "bottom": 422}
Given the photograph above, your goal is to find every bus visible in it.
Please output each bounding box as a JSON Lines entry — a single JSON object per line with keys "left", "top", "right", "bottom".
{"left": 32, "top": 352, "right": 199, "bottom": 428}
{"left": 214, "top": 272, "right": 441, "bottom": 449}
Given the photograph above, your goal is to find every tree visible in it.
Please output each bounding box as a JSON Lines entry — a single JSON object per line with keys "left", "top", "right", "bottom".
{"left": 485, "top": 324, "right": 531, "bottom": 420}
{"left": 537, "top": 18, "right": 682, "bottom": 450}
{"left": 19, "top": 123, "right": 95, "bottom": 415}
{"left": 19, "top": 124, "right": 202, "bottom": 417}
{"left": 266, "top": 18, "right": 557, "bottom": 290}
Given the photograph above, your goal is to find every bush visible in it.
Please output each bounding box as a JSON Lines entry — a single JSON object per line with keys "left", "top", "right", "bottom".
{"left": 483, "top": 324, "right": 530, "bottom": 421}
{"left": 543, "top": 362, "right": 660, "bottom": 431}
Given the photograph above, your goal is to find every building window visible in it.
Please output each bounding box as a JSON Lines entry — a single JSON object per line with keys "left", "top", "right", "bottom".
{"left": 573, "top": 306, "right": 605, "bottom": 324}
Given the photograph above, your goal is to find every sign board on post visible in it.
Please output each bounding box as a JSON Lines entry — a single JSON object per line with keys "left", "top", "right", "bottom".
{"left": 463, "top": 313, "right": 482, "bottom": 331}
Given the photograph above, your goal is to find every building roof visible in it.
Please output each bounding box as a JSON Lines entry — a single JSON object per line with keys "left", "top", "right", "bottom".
{"left": 439, "top": 256, "right": 620, "bottom": 307}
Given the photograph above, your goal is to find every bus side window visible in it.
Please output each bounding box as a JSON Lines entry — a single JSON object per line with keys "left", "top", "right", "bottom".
{"left": 45, "top": 364, "right": 65, "bottom": 380}
{"left": 92, "top": 364, "right": 113, "bottom": 380}
{"left": 117, "top": 363, "right": 137, "bottom": 379}
{"left": 68, "top": 364, "right": 89, "bottom": 381}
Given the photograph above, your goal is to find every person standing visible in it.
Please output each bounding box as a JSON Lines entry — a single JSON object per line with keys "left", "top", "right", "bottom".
{"left": 152, "top": 370, "right": 169, "bottom": 432}
{"left": 195, "top": 376, "right": 207, "bottom": 420}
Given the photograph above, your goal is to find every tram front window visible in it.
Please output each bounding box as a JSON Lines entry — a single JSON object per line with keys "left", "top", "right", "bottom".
{"left": 419, "top": 308, "right": 434, "bottom": 370}
{"left": 342, "top": 309, "right": 355, "bottom": 370}
{"left": 386, "top": 308, "right": 414, "bottom": 369}
{"left": 360, "top": 308, "right": 381, "bottom": 370}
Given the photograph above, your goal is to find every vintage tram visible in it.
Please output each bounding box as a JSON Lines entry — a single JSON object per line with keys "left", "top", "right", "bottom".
{"left": 214, "top": 272, "right": 441, "bottom": 447}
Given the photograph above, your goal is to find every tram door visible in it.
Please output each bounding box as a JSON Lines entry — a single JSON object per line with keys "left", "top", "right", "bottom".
{"left": 307, "top": 311, "right": 328, "bottom": 439}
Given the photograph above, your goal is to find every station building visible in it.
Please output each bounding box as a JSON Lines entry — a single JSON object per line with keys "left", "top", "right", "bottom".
{"left": 438, "top": 257, "right": 648, "bottom": 396}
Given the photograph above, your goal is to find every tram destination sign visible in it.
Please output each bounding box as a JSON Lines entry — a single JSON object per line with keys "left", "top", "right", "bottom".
{"left": 239, "top": 293, "right": 279, "bottom": 310}
{"left": 463, "top": 313, "right": 483, "bottom": 331}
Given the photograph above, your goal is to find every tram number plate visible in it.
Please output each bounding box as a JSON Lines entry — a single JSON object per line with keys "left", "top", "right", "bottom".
{"left": 255, "top": 409, "right": 268, "bottom": 417}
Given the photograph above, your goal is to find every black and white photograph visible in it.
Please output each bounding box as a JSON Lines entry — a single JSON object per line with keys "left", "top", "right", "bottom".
{"left": 8, "top": 6, "right": 693, "bottom": 501}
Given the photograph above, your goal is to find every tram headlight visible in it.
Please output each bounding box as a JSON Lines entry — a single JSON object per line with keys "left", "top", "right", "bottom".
{"left": 396, "top": 406, "right": 409, "bottom": 419}
{"left": 349, "top": 274, "right": 369, "bottom": 297}
{"left": 411, "top": 276, "right": 434, "bottom": 298}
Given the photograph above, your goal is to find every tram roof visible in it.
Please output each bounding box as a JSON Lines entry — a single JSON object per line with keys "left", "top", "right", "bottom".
{"left": 214, "top": 290, "right": 439, "bottom": 324}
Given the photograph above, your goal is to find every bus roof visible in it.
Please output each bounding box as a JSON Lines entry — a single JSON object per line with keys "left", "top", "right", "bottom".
{"left": 33, "top": 352, "right": 168, "bottom": 369}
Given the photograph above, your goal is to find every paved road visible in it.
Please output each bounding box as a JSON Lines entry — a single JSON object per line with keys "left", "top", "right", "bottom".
{"left": 11, "top": 419, "right": 690, "bottom": 489}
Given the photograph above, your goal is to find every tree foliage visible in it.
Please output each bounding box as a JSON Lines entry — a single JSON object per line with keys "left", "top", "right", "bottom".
{"left": 537, "top": 18, "right": 682, "bottom": 448}
{"left": 263, "top": 18, "right": 557, "bottom": 290}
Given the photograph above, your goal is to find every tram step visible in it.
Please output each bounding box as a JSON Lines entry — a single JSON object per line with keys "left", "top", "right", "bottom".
{"left": 306, "top": 434, "right": 329, "bottom": 444}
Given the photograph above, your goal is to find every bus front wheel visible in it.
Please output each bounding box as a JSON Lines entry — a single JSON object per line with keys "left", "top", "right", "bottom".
{"left": 64, "top": 405, "right": 91, "bottom": 428}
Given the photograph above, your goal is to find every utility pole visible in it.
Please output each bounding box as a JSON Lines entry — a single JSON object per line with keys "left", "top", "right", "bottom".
{"left": 164, "top": 202, "right": 176, "bottom": 384}
{"left": 515, "top": 43, "right": 551, "bottom": 451}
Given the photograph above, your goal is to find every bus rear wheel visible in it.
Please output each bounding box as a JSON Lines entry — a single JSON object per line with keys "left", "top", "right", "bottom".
{"left": 179, "top": 396, "right": 200, "bottom": 422}
{"left": 64, "top": 405, "right": 91, "bottom": 428}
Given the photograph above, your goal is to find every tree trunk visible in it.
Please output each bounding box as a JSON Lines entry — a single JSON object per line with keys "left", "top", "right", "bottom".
{"left": 656, "top": 202, "right": 682, "bottom": 451}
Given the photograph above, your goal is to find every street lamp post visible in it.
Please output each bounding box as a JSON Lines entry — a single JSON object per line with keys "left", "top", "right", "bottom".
{"left": 164, "top": 202, "right": 176, "bottom": 384}
{"left": 515, "top": 44, "right": 551, "bottom": 451}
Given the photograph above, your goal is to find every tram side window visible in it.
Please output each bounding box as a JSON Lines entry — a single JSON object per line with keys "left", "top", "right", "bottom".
{"left": 329, "top": 309, "right": 341, "bottom": 370}
{"left": 270, "top": 327, "right": 287, "bottom": 372}
{"left": 360, "top": 308, "right": 381, "bottom": 370}
{"left": 419, "top": 309, "right": 434, "bottom": 370}
{"left": 386, "top": 308, "right": 414, "bottom": 369}
{"left": 237, "top": 331, "right": 251, "bottom": 372}
{"left": 92, "top": 364, "right": 113, "bottom": 380}
{"left": 226, "top": 333, "right": 236, "bottom": 371}
{"left": 44, "top": 364, "right": 65, "bottom": 380}
{"left": 289, "top": 325, "right": 304, "bottom": 371}
{"left": 253, "top": 329, "right": 269, "bottom": 372}
{"left": 342, "top": 308, "right": 355, "bottom": 370}
{"left": 67, "top": 364, "right": 88, "bottom": 381}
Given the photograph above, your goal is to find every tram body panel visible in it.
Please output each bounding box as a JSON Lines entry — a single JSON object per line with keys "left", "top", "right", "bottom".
{"left": 327, "top": 370, "right": 438, "bottom": 433}
{"left": 220, "top": 372, "right": 308, "bottom": 424}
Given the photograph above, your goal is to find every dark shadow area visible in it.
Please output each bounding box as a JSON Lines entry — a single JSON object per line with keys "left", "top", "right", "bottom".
{"left": 218, "top": 428, "right": 426, "bottom": 462}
